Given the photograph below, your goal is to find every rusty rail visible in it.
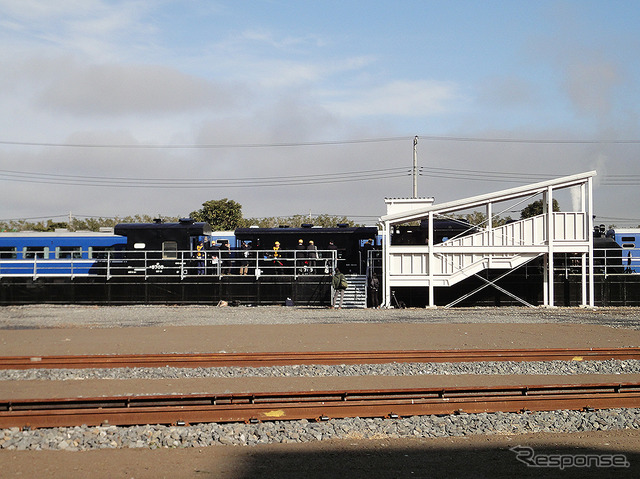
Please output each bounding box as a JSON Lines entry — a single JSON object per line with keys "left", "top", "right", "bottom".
{"left": 2, "top": 347, "right": 640, "bottom": 370}
{"left": 2, "top": 381, "right": 640, "bottom": 429}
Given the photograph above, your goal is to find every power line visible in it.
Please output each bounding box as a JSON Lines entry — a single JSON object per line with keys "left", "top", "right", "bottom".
{"left": 417, "top": 135, "right": 640, "bottom": 144}
{"left": 0, "top": 165, "right": 634, "bottom": 188}
{"left": 420, "top": 167, "right": 554, "bottom": 183}
{"left": 0, "top": 137, "right": 410, "bottom": 149}
{"left": 0, "top": 134, "right": 639, "bottom": 149}
{"left": 0, "top": 167, "right": 411, "bottom": 188}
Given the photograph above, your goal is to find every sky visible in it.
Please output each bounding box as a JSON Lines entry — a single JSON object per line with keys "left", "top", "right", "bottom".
{"left": 0, "top": 0, "right": 639, "bottom": 226}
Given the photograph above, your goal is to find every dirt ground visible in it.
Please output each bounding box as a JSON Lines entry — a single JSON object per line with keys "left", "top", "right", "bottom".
{"left": 3, "top": 430, "right": 640, "bottom": 478}
{"left": 3, "top": 306, "right": 640, "bottom": 478}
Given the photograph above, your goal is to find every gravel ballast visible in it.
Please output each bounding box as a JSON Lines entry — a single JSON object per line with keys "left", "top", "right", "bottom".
{"left": 2, "top": 408, "right": 639, "bottom": 451}
{"left": 2, "top": 359, "right": 640, "bottom": 381}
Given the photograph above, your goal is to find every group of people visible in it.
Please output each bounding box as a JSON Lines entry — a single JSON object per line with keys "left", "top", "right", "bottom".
{"left": 294, "top": 238, "right": 320, "bottom": 274}
{"left": 270, "top": 238, "right": 337, "bottom": 275}
{"left": 195, "top": 240, "right": 241, "bottom": 275}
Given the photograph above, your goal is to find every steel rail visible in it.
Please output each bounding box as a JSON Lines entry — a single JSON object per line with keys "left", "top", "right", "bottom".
{"left": 2, "top": 347, "right": 640, "bottom": 370}
{"left": 2, "top": 381, "right": 640, "bottom": 429}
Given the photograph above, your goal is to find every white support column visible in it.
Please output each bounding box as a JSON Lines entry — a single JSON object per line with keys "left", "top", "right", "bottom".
{"left": 581, "top": 252, "right": 587, "bottom": 306}
{"left": 486, "top": 202, "right": 493, "bottom": 268}
{"left": 543, "top": 257, "right": 549, "bottom": 306}
{"left": 547, "top": 186, "right": 555, "bottom": 307}
{"left": 383, "top": 221, "right": 391, "bottom": 308}
{"left": 580, "top": 183, "right": 587, "bottom": 307}
{"left": 428, "top": 211, "right": 435, "bottom": 307}
{"left": 588, "top": 177, "right": 595, "bottom": 307}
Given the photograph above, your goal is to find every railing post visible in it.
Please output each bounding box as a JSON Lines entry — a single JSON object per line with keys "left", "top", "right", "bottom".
{"left": 180, "top": 251, "right": 185, "bottom": 279}
{"left": 106, "top": 251, "right": 111, "bottom": 280}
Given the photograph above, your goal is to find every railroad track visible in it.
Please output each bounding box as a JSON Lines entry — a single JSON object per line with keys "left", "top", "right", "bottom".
{"left": 3, "top": 347, "right": 640, "bottom": 369}
{"left": 2, "top": 381, "right": 640, "bottom": 429}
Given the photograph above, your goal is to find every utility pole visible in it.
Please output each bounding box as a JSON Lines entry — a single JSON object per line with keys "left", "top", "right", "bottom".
{"left": 412, "top": 136, "right": 418, "bottom": 198}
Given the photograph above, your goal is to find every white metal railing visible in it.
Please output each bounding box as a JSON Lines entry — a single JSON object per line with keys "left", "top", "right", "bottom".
{"left": 438, "top": 212, "right": 586, "bottom": 248}
{"left": 384, "top": 246, "right": 639, "bottom": 281}
{"left": 388, "top": 213, "right": 590, "bottom": 282}
{"left": 0, "top": 249, "right": 339, "bottom": 280}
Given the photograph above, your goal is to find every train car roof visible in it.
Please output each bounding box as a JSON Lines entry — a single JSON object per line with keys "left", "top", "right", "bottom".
{"left": 0, "top": 231, "right": 120, "bottom": 237}
{"left": 114, "top": 221, "right": 212, "bottom": 236}
{"left": 234, "top": 226, "right": 378, "bottom": 237}
{"left": 612, "top": 228, "right": 640, "bottom": 234}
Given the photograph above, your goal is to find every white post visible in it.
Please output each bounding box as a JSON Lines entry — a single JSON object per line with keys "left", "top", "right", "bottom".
{"left": 588, "top": 177, "right": 594, "bottom": 307}
{"left": 580, "top": 183, "right": 587, "bottom": 306}
{"left": 383, "top": 222, "right": 391, "bottom": 308}
{"left": 428, "top": 211, "right": 435, "bottom": 307}
{"left": 412, "top": 136, "right": 418, "bottom": 198}
{"left": 547, "top": 186, "right": 555, "bottom": 307}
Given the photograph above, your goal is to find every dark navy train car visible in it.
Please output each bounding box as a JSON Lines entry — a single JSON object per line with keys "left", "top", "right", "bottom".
{"left": 234, "top": 225, "right": 378, "bottom": 274}
{"left": 113, "top": 219, "right": 213, "bottom": 276}
{"left": 390, "top": 218, "right": 477, "bottom": 245}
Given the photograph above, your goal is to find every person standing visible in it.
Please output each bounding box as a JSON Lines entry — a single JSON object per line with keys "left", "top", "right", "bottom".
{"left": 331, "top": 267, "right": 348, "bottom": 309}
{"left": 369, "top": 272, "right": 380, "bottom": 308}
{"left": 327, "top": 240, "right": 337, "bottom": 272}
{"left": 239, "top": 241, "right": 251, "bottom": 275}
{"left": 307, "top": 240, "right": 318, "bottom": 274}
{"left": 296, "top": 238, "right": 307, "bottom": 274}
{"left": 196, "top": 241, "right": 205, "bottom": 275}
{"left": 272, "top": 241, "right": 283, "bottom": 274}
{"left": 221, "top": 242, "right": 232, "bottom": 274}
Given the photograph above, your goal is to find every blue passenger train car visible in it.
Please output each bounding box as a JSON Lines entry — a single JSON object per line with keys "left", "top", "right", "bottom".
{"left": 612, "top": 228, "right": 640, "bottom": 273}
{"left": 0, "top": 230, "right": 126, "bottom": 276}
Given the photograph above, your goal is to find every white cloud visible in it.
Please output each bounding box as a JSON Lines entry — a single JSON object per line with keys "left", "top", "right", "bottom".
{"left": 322, "top": 80, "right": 459, "bottom": 117}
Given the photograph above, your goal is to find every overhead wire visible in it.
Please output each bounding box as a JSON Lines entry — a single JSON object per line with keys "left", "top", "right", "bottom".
{"left": 0, "top": 134, "right": 639, "bottom": 149}
{"left": 0, "top": 167, "right": 411, "bottom": 188}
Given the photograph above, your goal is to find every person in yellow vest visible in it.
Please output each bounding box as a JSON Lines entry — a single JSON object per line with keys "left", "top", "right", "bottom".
{"left": 196, "top": 241, "right": 205, "bottom": 275}
{"left": 272, "top": 241, "right": 284, "bottom": 274}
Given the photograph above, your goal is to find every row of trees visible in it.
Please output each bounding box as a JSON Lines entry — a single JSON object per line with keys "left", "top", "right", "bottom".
{"left": 0, "top": 199, "right": 356, "bottom": 232}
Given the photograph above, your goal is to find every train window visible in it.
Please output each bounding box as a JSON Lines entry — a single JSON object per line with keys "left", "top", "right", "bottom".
{"left": 89, "top": 247, "right": 115, "bottom": 259}
{"left": 621, "top": 237, "right": 637, "bottom": 242}
{"left": 24, "top": 247, "right": 48, "bottom": 259}
{"left": 622, "top": 243, "right": 636, "bottom": 249}
{"left": 56, "top": 246, "right": 82, "bottom": 259}
{"left": 0, "top": 247, "right": 17, "bottom": 259}
{"left": 163, "top": 241, "right": 178, "bottom": 259}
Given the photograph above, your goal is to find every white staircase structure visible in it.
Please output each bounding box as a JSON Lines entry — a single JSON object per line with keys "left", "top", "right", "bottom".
{"left": 379, "top": 171, "right": 597, "bottom": 308}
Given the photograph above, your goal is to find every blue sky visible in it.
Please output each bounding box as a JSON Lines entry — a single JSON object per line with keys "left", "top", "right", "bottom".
{"left": 0, "top": 0, "right": 639, "bottom": 225}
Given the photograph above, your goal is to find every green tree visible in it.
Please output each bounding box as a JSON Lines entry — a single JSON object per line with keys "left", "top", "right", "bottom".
{"left": 190, "top": 198, "right": 243, "bottom": 230}
{"left": 520, "top": 199, "right": 560, "bottom": 219}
